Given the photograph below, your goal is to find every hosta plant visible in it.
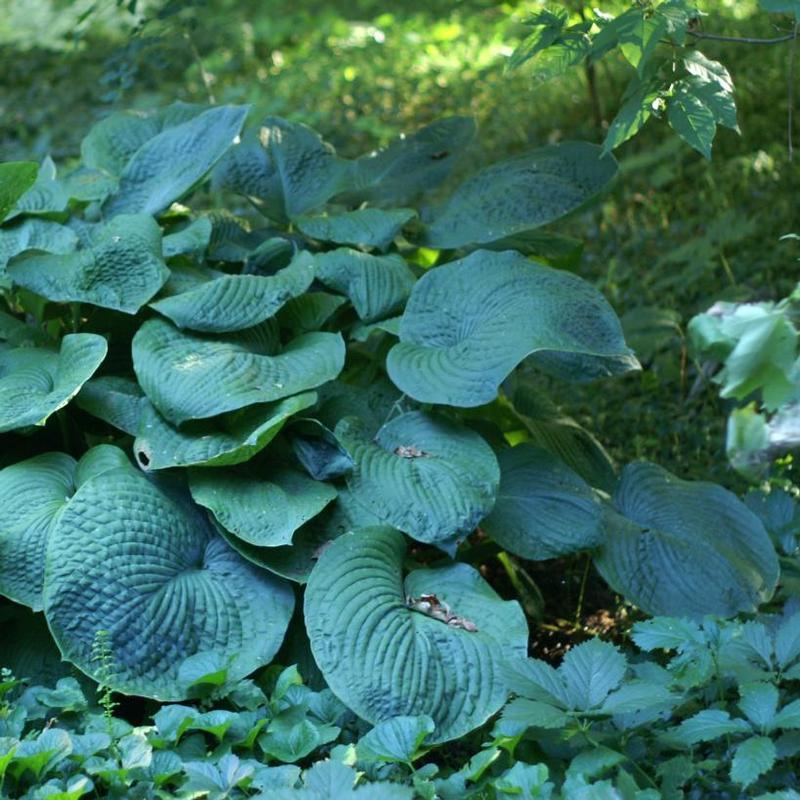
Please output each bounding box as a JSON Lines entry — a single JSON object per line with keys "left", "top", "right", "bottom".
{"left": 0, "top": 102, "right": 781, "bottom": 741}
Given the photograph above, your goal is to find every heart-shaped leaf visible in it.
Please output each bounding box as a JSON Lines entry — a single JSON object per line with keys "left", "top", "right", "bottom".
{"left": 132, "top": 318, "right": 344, "bottom": 424}
{"left": 8, "top": 215, "right": 169, "bottom": 313}
{"left": 304, "top": 527, "right": 528, "bottom": 742}
{"left": 150, "top": 251, "right": 315, "bottom": 332}
{"left": 44, "top": 463, "right": 294, "bottom": 699}
{"left": 481, "top": 444, "right": 604, "bottom": 560}
{"left": 314, "top": 248, "right": 416, "bottom": 323}
{"left": 103, "top": 105, "right": 248, "bottom": 216}
{"left": 189, "top": 468, "right": 337, "bottom": 547}
{"left": 0, "top": 333, "right": 107, "bottom": 432}
{"left": 387, "top": 250, "right": 637, "bottom": 407}
{"left": 420, "top": 142, "right": 617, "bottom": 248}
{"left": 335, "top": 411, "right": 499, "bottom": 551}
{"left": 596, "top": 462, "right": 779, "bottom": 617}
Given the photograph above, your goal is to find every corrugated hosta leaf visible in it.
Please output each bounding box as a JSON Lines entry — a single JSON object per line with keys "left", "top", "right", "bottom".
{"left": 481, "top": 444, "right": 603, "bottom": 560}
{"left": 420, "top": 142, "right": 617, "bottom": 248}
{"left": 277, "top": 292, "right": 347, "bottom": 336}
{"left": 304, "top": 527, "right": 528, "bottom": 742}
{"left": 335, "top": 117, "right": 476, "bottom": 207}
{"left": 76, "top": 375, "right": 317, "bottom": 469}
{"left": 0, "top": 447, "right": 130, "bottom": 611}
{"left": 0, "top": 333, "right": 107, "bottom": 432}
{"left": 335, "top": 411, "right": 499, "bottom": 552}
{"left": 0, "top": 219, "right": 78, "bottom": 277}
{"left": 44, "top": 463, "right": 294, "bottom": 700}
{"left": 7, "top": 215, "right": 168, "bottom": 313}
{"left": 213, "top": 117, "right": 350, "bottom": 222}
{"left": 162, "top": 218, "right": 213, "bottom": 258}
{"left": 314, "top": 248, "right": 416, "bottom": 323}
{"left": 10, "top": 157, "right": 69, "bottom": 220}
{"left": 0, "top": 453, "right": 76, "bottom": 610}
{"left": 218, "top": 488, "right": 381, "bottom": 583}
{"left": 387, "top": 250, "right": 638, "bottom": 407}
{"left": 103, "top": 105, "right": 248, "bottom": 217}
{"left": 596, "top": 462, "right": 779, "bottom": 617}
{"left": 296, "top": 208, "right": 416, "bottom": 251}
{"left": 189, "top": 468, "right": 337, "bottom": 547}
{"left": 132, "top": 317, "right": 345, "bottom": 425}
{"left": 150, "top": 251, "right": 315, "bottom": 332}
{"left": 0, "top": 161, "right": 38, "bottom": 221}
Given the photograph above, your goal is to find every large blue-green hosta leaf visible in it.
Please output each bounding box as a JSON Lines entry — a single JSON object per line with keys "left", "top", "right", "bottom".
{"left": 0, "top": 333, "right": 107, "bottom": 432}
{"left": 132, "top": 318, "right": 345, "bottom": 424}
{"left": 296, "top": 208, "right": 416, "bottom": 251}
{"left": 76, "top": 376, "right": 317, "bottom": 469}
{"left": 420, "top": 142, "right": 617, "bottom": 248}
{"left": 44, "top": 463, "right": 294, "bottom": 700}
{"left": 7, "top": 215, "right": 168, "bottom": 313}
{"left": 314, "top": 248, "right": 416, "bottom": 323}
{"left": 188, "top": 468, "right": 337, "bottom": 547}
{"left": 481, "top": 444, "right": 604, "bottom": 560}
{"left": 213, "top": 117, "right": 349, "bottom": 222}
{"left": 9, "top": 158, "right": 69, "bottom": 220}
{"left": 387, "top": 250, "right": 638, "bottom": 406}
{"left": 336, "top": 117, "right": 476, "bottom": 207}
{"left": 0, "top": 453, "right": 76, "bottom": 610}
{"left": 0, "top": 447, "right": 129, "bottom": 611}
{"left": 305, "top": 527, "right": 528, "bottom": 742}
{"left": 103, "top": 105, "right": 248, "bottom": 217}
{"left": 150, "top": 251, "right": 315, "bottom": 332}
{"left": 335, "top": 411, "right": 499, "bottom": 552}
{"left": 0, "top": 219, "right": 78, "bottom": 276}
{"left": 596, "top": 462, "right": 779, "bottom": 617}
{"left": 0, "top": 161, "right": 38, "bottom": 221}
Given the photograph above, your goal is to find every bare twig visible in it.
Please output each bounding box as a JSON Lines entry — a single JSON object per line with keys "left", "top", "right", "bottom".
{"left": 687, "top": 30, "right": 796, "bottom": 46}
{"left": 789, "top": 23, "right": 799, "bottom": 161}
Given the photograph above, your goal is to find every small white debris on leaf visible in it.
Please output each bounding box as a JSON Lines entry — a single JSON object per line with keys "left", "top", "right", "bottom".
{"left": 394, "top": 445, "right": 428, "bottom": 458}
{"left": 405, "top": 592, "right": 478, "bottom": 632}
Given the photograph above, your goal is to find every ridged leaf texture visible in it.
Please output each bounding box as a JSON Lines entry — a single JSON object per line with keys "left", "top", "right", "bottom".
{"left": 0, "top": 333, "right": 107, "bottom": 432}
{"left": 0, "top": 219, "right": 77, "bottom": 276}
{"left": 296, "top": 208, "right": 415, "bottom": 251}
{"left": 335, "top": 411, "right": 499, "bottom": 551}
{"left": 8, "top": 215, "right": 169, "bottom": 313}
{"left": 420, "top": 142, "right": 617, "bottom": 248}
{"left": 44, "top": 462, "right": 294, "bottom": 699}
{"left": 387, "top": 250, "right": 638, "bottom": 406}
{"left": 481, "top": 444, "right": 604, "bottom": 560}
{"left": 304, "top": 527, "right": 528, "bottom": 742}
{"left": 132, "top": 318, "right": 344, "bottom": 424}
{"left": 596, "top": 462, "right": 779, "bottom": 617}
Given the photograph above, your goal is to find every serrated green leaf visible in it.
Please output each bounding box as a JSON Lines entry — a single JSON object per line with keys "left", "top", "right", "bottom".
{"left": 387, "top": 250, "right": 638, "bottom": 407}
{"left": 0, "top": 333, "right": 107, "bottom": 432}
{"left": 631, "top": 618, "right": 705, "bottom": 652}
{"left": 731, "top": 735, "right": 776, "bottom": 787}
{"left": 314, "top": 248, "right": 416, "bottom": 323}
{"left": 668, "top": 83, "right": 716, "bottom": 159}
{"left": 603, "top": 82, "right": 659, "bottom": 153}
{"left": 357, "top": 715, "right": 435, "bottom": 764}
{"left": 420, "top": 143, "right": 617, "bottom": 248}
{"left": 305, "top": 527, "right": 528, "bottom": 743}
{"left": 296, "top": 208, "right": 415, "bottom": 251}
{"left": 481, "top": 444, "right": 603, "bottom": 560}
{"left": 104, "top": 104, "right": 248, "bottom": 216}
{"left": 151, "top": 251, "right": 315, "bottom": 332}
{"left": 44, "top": 463, "right": 294, "bottom": 700}
{"left": 596, "top": 462, "right": 779, "bottom": 617}
{"left": 675, "top": 709, "right": 752, "bottom": 745}
{"left": 335, "top": 411, "right": 499, "bottom": 551}
{"left": 560, "top": 639, "right": 627, "bottom": 710}
{"left": 495, "top": 697, "right": 570, "bottom": 736}
{"left": 132, "top": 318, "right": 344, "bottom": 424}
{"left": 189, "top": 468, "right": 336, "bottom": 547}
{"left": 684, "top": 51, "right": 739, "bottom": 131}
{"left": 8, "top": 215, "right": 169, "bottom": 313}
{"left": 774, "top": 698, "right": 800, "bottom": 729}
{"left": 739, "top": 683, "right": 779, "bottom": 730}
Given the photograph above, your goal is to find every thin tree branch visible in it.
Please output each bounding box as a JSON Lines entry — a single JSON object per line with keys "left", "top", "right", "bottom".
{"left": 789, "top": 23, "right": 799, "bottom": 161}
{"left": 687, "top": 30, "right": 796, "bottom": 46}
